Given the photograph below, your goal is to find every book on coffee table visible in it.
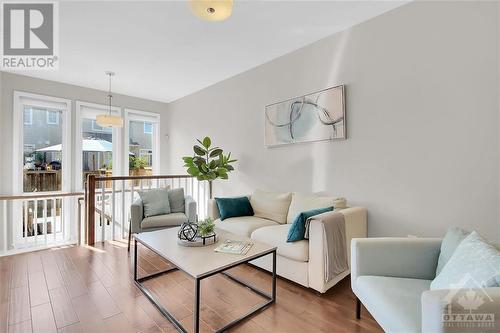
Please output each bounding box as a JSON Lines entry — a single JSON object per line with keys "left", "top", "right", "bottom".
{"left": 214, "top": 239, "right": 254, "bottom": 255}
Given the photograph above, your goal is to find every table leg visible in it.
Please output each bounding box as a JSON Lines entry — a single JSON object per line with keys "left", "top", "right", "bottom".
{"left": 272, "top": 250, "right": 276, "bottom": 302}
{"left": 194, "top": 278, "right": 200, "bottom": 333}
{"left": 134, "top": 238, "right": 138, "bottom": 282}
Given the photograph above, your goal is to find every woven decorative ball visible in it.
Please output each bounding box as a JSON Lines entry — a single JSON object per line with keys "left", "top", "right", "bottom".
{"left": 178, "top": 222, "right": 198, "bottom": 241}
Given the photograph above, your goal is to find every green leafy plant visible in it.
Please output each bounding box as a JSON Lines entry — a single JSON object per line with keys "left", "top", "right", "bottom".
{"left": 33, "top": 152, "right": 44, "bottom": 164}
{"left": 182, "top": 136, "right": 236, "bottom": 182}
{"left": 129, "top": 156, "right": 148, "bottom": 170}
{"left": 197, "top": 217, "right": 215, "bottom": 237}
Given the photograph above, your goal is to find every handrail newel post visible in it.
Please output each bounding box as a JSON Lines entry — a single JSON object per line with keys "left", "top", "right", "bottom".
{"left": 86, "top": 174, "right": 96, "bottom": 245}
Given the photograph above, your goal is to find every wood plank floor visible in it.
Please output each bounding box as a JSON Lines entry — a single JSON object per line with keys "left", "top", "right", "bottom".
{"left": 0, "top": 241, "right": 382, "bottom": 333}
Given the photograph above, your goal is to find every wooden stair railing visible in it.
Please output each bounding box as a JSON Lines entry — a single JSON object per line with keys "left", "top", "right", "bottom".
{"left": 85, "top": 174, "right": 200, "bottom": 245}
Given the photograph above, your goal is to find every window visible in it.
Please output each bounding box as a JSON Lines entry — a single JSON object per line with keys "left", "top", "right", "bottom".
{"left": 24, "top": 108, "right": 33, "bottom": 125}
{"left": 126, "top": 109, "right": 159, "bottom": 177}
{"left": 82, "top": 118, "right": 114, "bottom": 187}
{"left": 14, "top": 92, "right": 71, "bottom": 195}
{"left": 46, "top": 111, "right": 60, "bottom": 125}
{"left": 144, "top": 122, "right": 153, "bottom": 134}
{"left": 76, "top": 102, "right": 120, "bottom": 190}
{"left": 24, "top": 108, "right": 64, "bottom": 192}
{"left": 24, "top": 144, "right": 35, "bottom": 154}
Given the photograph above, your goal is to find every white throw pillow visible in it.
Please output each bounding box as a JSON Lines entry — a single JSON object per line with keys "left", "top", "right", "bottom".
{"left": 431, "top": 231, "right": 500, "bottom": 290}
{"left": 250, "top": 190, "right": 292, "bottom": 224}
{"left": 286, "top": 193, "right": 347, "bottom": 224}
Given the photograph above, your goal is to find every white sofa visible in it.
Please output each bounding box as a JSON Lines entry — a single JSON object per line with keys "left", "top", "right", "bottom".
{"left": 207, "top": 191, "right": 367, "bottom": 293}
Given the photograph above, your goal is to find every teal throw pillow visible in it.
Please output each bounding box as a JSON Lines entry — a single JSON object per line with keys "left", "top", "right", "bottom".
{"left": 436, "top": 227, "right": 470, "bottom": 276}
{"left": 138, "top": 188, "right": 170, "bottom": 217}
{"left": 430, "top": 231, "right": 500, "bottom": 290}
{"left": 215, "top": 197, "right": 254, "bottom": 221}
{"left": 287, "top": 207, "right": 333, "bottom": 242}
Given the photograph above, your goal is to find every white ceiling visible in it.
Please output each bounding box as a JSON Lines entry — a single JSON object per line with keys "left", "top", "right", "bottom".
{"left": 10, "top": 1, "right": 407, "bottom": 103}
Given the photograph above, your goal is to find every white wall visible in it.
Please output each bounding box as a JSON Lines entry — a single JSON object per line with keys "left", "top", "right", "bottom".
{"left": 0, "top": 72, "right": 169, "bottom": 194}
{"left": 165, "top": 1, "right": 500, "bottom": 240}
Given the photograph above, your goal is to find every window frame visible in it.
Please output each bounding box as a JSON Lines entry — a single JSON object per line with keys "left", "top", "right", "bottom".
{"left": 143, "top": 122, "right": 153, "bottom": 134}
{"left": 23, "top": 108, "right": 33, "bottom": 125}
{"left": 46, "top": 110, "right": 60, "bottom": 125}
{"left": 23, "top": 144, "right": 36, "bottom": 154}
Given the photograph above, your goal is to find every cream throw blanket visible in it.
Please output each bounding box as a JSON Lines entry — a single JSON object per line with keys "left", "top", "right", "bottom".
{"left": 304, "top": 211, "right": 348, "bottom": 283}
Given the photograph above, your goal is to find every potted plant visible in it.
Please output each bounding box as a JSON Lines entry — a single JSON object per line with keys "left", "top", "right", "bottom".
{"left": 197, "top": 217, "right": 215, "bottom": 237}
{"left": 182, "top": 136, "right": 237, "bottom": 198}
{"left": 129, "top": 156, "right": 150, "bottom": 186}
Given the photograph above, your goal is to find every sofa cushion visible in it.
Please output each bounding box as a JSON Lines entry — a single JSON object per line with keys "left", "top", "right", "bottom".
{"left": 355, "top": 276, "right": 431, "bottom": 333}
{"left": 138, "top": 188, "right": 171, "bottom": 217}
{"left": 215, "top": 196, "right": 254, "bottom": 220}
{"left": 250, "top": 190, "right": 292, "bottom": 224}
{"left": 435, "top": 227, "right": 470, "bottom": 276}
{"left": 431, "top": 231, "right": 500, "bottom": 290}
{"left": 251, "top": 224, "right": 309, "bottom": 262}
{"left": 141, "top": 212, "right": 187, "bottom": 229}
{"left": 286, "top": 193, "right": 346, "bottom": 224}
{"left": 215, "top": 216, "right": 278, "bottom": 237}
{"left": 168, "top": 188, "right": 185, "bottom": 213}
{"left": 287, "top": 206, "right": 333, "bottom": 242}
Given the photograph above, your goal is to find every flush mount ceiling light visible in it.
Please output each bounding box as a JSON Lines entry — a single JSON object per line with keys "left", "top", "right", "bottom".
{"left": 189, "top": 0, "right": 233, "bottom": 22}
{"left": 96, "top": 71, "right": 123, "bottom": 128}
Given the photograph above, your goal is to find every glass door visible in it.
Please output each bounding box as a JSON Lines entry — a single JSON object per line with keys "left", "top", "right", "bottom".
{"left": 76, "top": 102, "right": 122, "bottom": 190}
{"left": 13, "top": 92, "right": 72, "bottom": 248}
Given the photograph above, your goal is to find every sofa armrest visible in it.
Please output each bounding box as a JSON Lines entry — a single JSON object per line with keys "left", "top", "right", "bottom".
{"left": 184, "top": 195, "right": 197, "bottom": 222}
{"left": 207, "top": 199, "right": 220, "bottom": 220}
{"left": 308, "top": 207, "right": 367, "bottom": 293}
{"left": 338, "top": 207, "right": 367, "bottom": 266}
{"left": 351, "top": 238, "right": 441, "bottom": 285}
{"left": 421, "top": 288, "right": 500, "bottom": 332}
{"left": 130, "top": 199, "right": 144, "bottom": 234}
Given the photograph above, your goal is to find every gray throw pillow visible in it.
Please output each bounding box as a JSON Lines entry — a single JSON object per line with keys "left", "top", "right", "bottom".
{"left": 168, "top": 188, "right": 185, "bottom": 213}
{"left": 138, "top": 188, "right": 170, "bottom": 217}
{"left": 435, "top": 227, "right": 470, "bottom": 276}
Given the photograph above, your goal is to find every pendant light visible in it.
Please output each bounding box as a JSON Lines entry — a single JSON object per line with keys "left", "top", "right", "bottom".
{"left": 189, "top": 0, "right": 233, "bottom": 22}
{"left": 96, "top": 71, "right": 123, "bottom": 128}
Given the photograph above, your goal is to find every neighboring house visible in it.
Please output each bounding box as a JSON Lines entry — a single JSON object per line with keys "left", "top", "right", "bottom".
{"left": 23, "top": 107, "right": 62, "bottom": 163}
{"left": 24, "top": 107, "right": 153, "bottom": 168}
{"left": 129, "top": 121, "right": 153, "bottom": 166}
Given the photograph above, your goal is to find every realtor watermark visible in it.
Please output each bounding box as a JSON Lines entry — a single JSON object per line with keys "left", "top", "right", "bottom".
{"left": 442, "top": 274, "right": 498, "bottom": 331}
{"left": 1, "top": 1, "right": 59, "bottom": 70}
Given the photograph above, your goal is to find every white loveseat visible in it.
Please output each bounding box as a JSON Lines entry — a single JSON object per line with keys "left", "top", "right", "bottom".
{"left": 207, "top": 191, "right": 367, "bottom": 293}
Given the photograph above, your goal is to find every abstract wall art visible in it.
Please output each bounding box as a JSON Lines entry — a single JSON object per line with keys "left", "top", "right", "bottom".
{"left": 265, "top": 85, "right": 346, "bottom": 147}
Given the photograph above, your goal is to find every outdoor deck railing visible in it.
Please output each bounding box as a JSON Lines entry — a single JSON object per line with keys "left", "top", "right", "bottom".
{"left": 0, "top": 192, "right": 84, "bottom": 255}
{"left": 85, "top": 174, "right": 208, "bottom": 245}
{"left": 0, "top": 174, "right": 207, "bottom": 255}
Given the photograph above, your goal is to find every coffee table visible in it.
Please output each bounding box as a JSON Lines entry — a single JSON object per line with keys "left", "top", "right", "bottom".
{"left": 133, "top": 227, "right": 277, "bottom": 333}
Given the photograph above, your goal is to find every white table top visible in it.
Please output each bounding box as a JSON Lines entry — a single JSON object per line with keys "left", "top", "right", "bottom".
{"left": 135, "top": 227, "right": 276, "bottom": 279}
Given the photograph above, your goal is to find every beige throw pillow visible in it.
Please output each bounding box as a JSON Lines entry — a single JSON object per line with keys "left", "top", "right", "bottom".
{"left": 286, "top": 193, "right": 347, "bottom": 224}
{"left": 250, "top": 190, "right": 292, "bottom": 224}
